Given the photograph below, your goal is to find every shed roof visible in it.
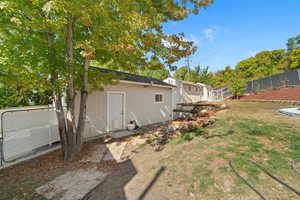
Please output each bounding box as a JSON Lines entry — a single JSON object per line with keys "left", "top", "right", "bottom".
{"left": 91, "top": 67, "right": 175, "bottom": 88}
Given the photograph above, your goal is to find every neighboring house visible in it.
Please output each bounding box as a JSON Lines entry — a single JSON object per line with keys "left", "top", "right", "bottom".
{"left": 164, "top": 77, "right": 213, "bottom": 107}
{"left": 76, "top": 68, "right": 175, "bottom": 138}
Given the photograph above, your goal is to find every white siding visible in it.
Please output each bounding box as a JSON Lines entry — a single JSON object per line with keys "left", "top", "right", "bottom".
{"left": 77, "top": 82, "right": 173, "bottom": 138}
{"left": 164, "top": 78, "right": 212, "bottom": 105}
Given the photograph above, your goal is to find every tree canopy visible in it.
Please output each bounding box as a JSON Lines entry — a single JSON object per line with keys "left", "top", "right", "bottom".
{"left": 174, "top": 65, "right": 213, "bottom": 84}
{"left": 0, "top": 0, "right": 213, "bottom": 160}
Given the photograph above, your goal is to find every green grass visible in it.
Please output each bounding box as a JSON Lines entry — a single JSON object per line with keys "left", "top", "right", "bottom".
{"left": 172, "top": 128, "right": 208, "bottom": 144}
{"left": 191, "top": 165, "right": 214, "bottom": 193}
{"left": 211, "top": 117, "right": 300, "bottom": 180}
{"left": 3, "top": 102, "right": 300, "bottom": 200}
{"left": 165, "top": 114, "right": 300, "bottom": 198}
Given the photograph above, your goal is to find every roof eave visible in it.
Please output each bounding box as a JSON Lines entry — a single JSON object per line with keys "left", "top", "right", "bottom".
{"left": 119, "top": 80, "right": 175, "bottom": 89}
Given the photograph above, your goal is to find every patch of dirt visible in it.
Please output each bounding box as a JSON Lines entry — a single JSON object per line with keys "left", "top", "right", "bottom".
{"left": 240, "top": 86, "right": 300, "bottom": 101}
{"left": 121, "top": 135, "right": 147, "bottom": 161}
{"left": 0, "top": 138, "right": 119, "bottom": 200}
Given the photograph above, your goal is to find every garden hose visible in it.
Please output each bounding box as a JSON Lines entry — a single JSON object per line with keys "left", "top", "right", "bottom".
{"left": 248, "top": 160, "right": 300, "bottom": 196}
{"left": 229, "top": 159, "right": 300, "bottom": 200}
{"left": 229, "top": 160, "right": 267, "bottom": 200}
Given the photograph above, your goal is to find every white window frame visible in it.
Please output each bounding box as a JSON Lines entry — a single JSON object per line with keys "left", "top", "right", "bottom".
{"left": 154, "top": 93, "right": 164, "bottom": 103}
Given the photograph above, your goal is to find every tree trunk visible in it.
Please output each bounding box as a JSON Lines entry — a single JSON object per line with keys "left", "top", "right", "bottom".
{"left": 52, "top": 81, "right": 69, "bottom": 161}
{"left": 75, "top": 58, "right": 90, "bottom": 154}
{"left": 48, "top": 19, "right": 90, "bottom": 161}
{"left": 47, "top": 32, "right": 69, "bottom": 160}
{"left": 65, "top": 19, "right": 78, "bottom": 161}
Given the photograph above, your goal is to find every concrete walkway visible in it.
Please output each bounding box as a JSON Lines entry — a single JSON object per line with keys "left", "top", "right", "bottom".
{"left": 36, "top": 167, "right": 107, "bottom": 200}
{"left": 36, "top": 139, "right": 132, "bottom": 200}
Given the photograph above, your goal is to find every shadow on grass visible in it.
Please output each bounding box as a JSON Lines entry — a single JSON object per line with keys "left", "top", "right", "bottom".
{"left": 203, "top": 130, "right": 235, "bottom": 139}
{"left": 136, "top": 166, "right": 166, "bottom": 200}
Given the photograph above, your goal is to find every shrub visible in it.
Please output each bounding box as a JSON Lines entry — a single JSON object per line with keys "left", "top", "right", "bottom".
{"left": 229, "top": 78, "right": 246, "bottom": 99}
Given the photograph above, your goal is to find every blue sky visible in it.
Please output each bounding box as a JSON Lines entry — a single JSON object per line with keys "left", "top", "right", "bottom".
{"left": 163, "top": 0, "right": 300, "bottom": 72}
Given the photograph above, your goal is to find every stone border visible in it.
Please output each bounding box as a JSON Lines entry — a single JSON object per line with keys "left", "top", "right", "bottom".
{"left": 239, "top": 99, "right": 300, "bottom": 105}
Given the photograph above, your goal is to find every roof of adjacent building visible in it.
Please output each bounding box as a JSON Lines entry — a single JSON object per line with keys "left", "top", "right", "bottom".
{"left": 165, "top": 77, "right": 209, "bottom": 88}
{"left": 91, "top": 67, "right": 175, "bottom": 88}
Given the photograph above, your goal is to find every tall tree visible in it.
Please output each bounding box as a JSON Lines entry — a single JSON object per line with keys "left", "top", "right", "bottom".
{"left": 235, "top": 50, "right": 285, "bottom": 81}
{"left": 139, "top": 69, "right": 170, "bottom": 80}
{"left": 174, "top": 66, "right": 190, "bottom": 80}
{"left": 287, "top": 34, "right": 300, "bottom": 52}
{"left": 174, "top": 65, "right": 213, "bottom": 84}
{"left": 280, "top": 47, "right": 300, "bottom": 70}
{"left": 212, "top": 66, "right": 235, "bottom": 88}
{"left": 1, "top": 0, "right": 213, "bottom": 160}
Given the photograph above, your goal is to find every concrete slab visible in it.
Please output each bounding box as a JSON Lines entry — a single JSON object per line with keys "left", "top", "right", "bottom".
{"left": 36, "top": 167, "right": 107, "bottom": 200}
{"left": 279, "top": 107, "right": 300, "bottom": 119}
{"left": 103, "top": 141, "right": 127, "bottom": 162}
{"left": 111, "top": 130, "right": 135, "bottom": 139}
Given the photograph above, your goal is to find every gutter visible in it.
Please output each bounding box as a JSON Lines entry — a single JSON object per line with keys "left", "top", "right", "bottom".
{"left": 119, "top": 80, "right": 175, "bottom": 89}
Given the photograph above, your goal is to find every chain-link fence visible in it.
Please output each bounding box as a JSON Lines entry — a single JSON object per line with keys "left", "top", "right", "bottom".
{"left": 245, "top": 68, "right": 300, "bottom": 94}
{"left": 212, "top": 68, "right": 300, "bottom": 101}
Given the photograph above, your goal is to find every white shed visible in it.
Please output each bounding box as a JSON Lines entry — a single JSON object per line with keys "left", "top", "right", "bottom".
{"left": 76, "top": 68, "right": 175, "bottom": 138}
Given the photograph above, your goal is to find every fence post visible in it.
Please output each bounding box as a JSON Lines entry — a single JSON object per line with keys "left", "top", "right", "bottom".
{"left": 270, "top": 76, "right": 273, "bottom": 90}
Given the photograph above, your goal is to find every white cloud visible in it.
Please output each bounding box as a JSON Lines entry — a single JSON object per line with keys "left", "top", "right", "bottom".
{"left": 201, "top": 25, "right": 223, "bottom": 41}
{"left": 189, "top": 33, "right": 199, "bottom": 44}
{"left": 202, "top": 28, "right": 215, "bottom": 41}
{"left": 182, "top": 33, "right": 200, "bottom": 45}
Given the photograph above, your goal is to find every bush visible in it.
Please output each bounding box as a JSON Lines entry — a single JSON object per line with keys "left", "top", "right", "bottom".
{"left": 229, "top": 78, "right": 246, "bottom": 99}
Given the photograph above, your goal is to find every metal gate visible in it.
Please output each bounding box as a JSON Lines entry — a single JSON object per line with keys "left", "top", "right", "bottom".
{"left": 0, "top": 106, "right": 60, "bottom": 166}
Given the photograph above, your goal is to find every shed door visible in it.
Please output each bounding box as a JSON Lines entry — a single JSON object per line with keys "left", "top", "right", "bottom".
{"left": 108, "top": 93, "right": 124, "bottom": 131}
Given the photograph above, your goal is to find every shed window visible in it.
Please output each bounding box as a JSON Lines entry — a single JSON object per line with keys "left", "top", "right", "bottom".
{"left": 155, "top": 94, "right": 163, "bottom": 103}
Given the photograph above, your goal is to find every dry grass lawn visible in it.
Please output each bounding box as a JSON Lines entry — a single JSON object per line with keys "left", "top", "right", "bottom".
{"left": 86, "top": 101, "right": 300, "bottom": 200}
{"left": 1, "top": 101, "right": 300, "bottom": 200}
